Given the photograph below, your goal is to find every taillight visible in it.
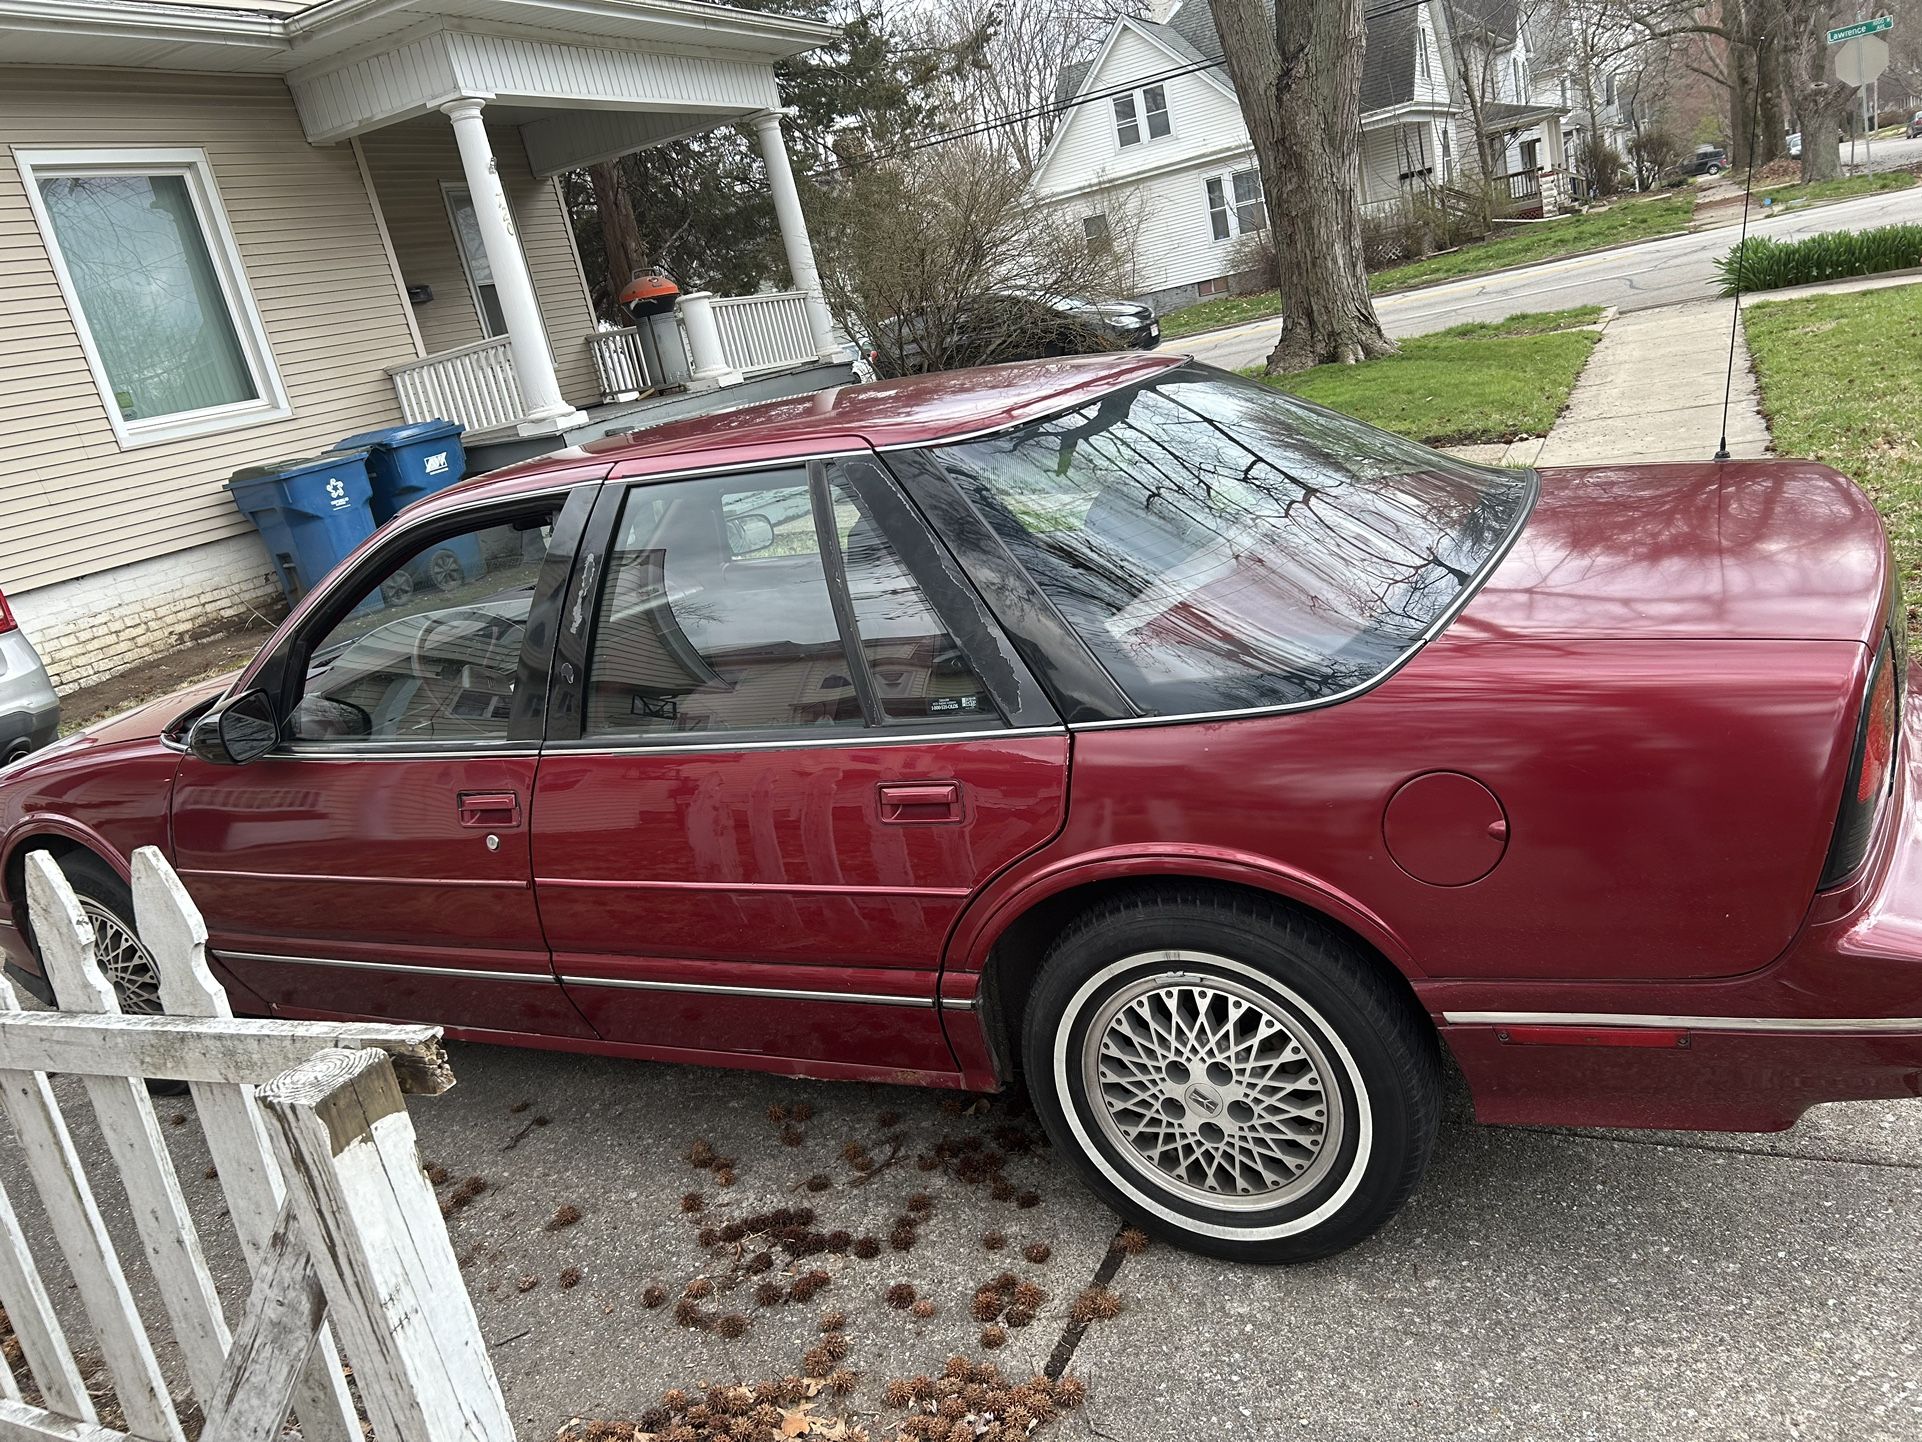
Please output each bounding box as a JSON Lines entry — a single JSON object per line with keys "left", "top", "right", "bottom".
{"left": 0, "top": 591, "right": 14, "bottom": 635}
{"left": 1821, "top": 634, "right": 1900, "bottom": 887}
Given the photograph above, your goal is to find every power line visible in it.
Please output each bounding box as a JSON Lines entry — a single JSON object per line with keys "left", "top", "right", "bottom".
{"left": 809, "top": 0, "right": 1440, "bottom": 176}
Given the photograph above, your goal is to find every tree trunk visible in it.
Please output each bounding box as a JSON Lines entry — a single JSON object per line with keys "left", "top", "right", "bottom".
{"left": 1210, "top": 0, "right": 1395, "bottom": 372}
{"left": 1779, "top": 0, "right": 1855, "bottom": 182}
{"left": 589, "top": 160, "right": 647, "bottom": 309}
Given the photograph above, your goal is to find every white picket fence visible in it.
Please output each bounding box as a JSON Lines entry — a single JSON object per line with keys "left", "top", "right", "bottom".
{"left": 0, "top": 847, "right": 512, "bottom": 1442}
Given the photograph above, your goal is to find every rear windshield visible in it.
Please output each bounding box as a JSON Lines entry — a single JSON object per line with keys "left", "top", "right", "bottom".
{"left": 932, "top": 365, "right": 1535, "bottom": 717}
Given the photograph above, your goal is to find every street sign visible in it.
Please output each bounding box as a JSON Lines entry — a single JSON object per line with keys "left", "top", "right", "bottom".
{"left": 1834, "top": 34, "right": 1890, "bottom": 87}
{"left": 1827, "top": 15, "right": 1893, "bottom": 44}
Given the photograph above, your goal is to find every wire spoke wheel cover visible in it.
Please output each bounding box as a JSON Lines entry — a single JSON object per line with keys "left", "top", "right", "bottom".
{"left": 78, "top": 900, "right": 164, "bottom": 1015}
{"left": 1083, "top": 965, "right": 1344, "bottom": 1210}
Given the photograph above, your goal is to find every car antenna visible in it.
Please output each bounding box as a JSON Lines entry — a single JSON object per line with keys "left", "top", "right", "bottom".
{"left": 1716, "top": 46, "right": 1768, "bottom": 462}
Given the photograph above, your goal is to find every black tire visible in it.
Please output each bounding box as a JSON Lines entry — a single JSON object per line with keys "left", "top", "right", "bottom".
{"left": 37, "top": 852, "right": 191, "bottom": 1096}
{"left": 1020, "top": 888, "right": 1441, "bottom": 1263}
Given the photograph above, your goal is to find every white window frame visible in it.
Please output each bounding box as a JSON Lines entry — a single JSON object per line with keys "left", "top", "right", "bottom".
{"left": 15, "top": 146, "right": 291, "bottom": 450}
{"left": 1113, "top": 84, "right": 1173, "bottom": 149}
{"left": 1205, "top": 166, "right": 1268, "bottom": 243}
{"left": 1082, "top": 212, "right": 1113, "bottom": 254}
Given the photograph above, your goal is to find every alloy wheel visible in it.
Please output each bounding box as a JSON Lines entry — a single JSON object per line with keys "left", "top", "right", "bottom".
{"left": 1080, "top": 962, "right": 1344, "bottom": 1210}
{"left": 78, "top": 900, "right": 164, "bottom": 1015}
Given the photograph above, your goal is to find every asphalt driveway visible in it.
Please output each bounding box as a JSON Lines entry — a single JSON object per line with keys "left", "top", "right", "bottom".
{"left": 395, "top": 1041, "right": 1922, "bottom": 1442}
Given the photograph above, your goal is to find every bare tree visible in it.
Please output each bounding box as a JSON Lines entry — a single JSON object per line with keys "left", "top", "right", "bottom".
{"left": 895, "top": 0, "right": 1148, "bottom": 172}
{"left": 811, "top": 140, "right": 1137, "bottom": 375}
{"left": 1610, "top": 0, "right": 1783, "bottom": 168}
{"left": 1208, "top": 0, "right": 1394, "bottom": 371}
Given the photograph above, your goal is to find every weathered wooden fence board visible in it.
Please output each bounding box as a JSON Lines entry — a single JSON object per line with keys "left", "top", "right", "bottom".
{"left": 261, "top": 1049, "right": 516, "bottom": 1442}
{"left": 134, "top": 850, "right": 362, "bottom": 1442}
{"left": 27, "top": 855, "right": 232, "bottom": 1404}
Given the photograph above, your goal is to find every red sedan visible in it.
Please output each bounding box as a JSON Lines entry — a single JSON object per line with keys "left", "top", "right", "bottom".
{"left": 3, "top": 354, "right": 1917, "bottom": 1262}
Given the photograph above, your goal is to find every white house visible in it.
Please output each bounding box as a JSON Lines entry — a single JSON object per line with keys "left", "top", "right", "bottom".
{"left": 1031, "top": 0, "right": 1587, "bottom": 312}
{"left": 0, "top": 0, "right": 849, "bottom": 690}
{"left": 1029, "top": 1, "right": 1465, "bottom": 312}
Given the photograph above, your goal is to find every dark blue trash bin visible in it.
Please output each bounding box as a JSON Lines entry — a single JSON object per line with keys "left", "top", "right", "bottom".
{"left": 225, "top": 451, "right": 378, "bottom": 608}
{"left": 333, "top": 419, "right": 480, "bottom": 597}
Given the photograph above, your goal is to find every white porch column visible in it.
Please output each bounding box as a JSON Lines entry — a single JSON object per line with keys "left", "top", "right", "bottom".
{"left": 440, "top": 95, "right": 587, "bottom": 434}
{"left": 747, "top": 109, "right": 840, "bottom": 362}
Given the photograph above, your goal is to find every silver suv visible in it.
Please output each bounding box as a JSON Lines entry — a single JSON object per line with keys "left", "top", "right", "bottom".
{"left": 0, "top": 591, "right": 58, "bottom": 767}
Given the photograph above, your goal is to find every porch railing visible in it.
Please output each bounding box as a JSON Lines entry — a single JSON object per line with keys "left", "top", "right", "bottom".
{"left": 1497, "top": 166, "right": 1542, "bottom": 201}
{"left": 711, "top": 290, "right": 817, "bottom": 375}
{"left": 587, "top": 326, "right": 656, "bottom": 401}
{"left": 388, "top": 335, "right": 525, "bottom": 433}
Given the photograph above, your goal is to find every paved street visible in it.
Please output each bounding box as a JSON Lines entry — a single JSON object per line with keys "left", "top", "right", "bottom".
{"left": 15, "top": 1040, "right": 1916, "bottom": 1442}
{"left": 1184, "top": 183, "right": 1922, "bottom": 371}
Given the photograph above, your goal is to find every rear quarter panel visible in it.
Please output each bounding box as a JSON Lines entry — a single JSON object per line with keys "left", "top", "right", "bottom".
{"left": 962, "top": 632, "right": 1864, "bottom": 982}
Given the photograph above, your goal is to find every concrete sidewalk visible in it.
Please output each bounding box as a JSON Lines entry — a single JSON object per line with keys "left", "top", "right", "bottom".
{"left": 1518, "top": 298, "right": 1771, "bottom": 468}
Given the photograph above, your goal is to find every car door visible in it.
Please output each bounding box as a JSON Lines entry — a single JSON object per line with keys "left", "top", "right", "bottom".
{"left": 530, "top": 452, "right": 1068, "bottom": 1079}
{"left": 170, "top": 485, "right": 599, "bottom": 1038}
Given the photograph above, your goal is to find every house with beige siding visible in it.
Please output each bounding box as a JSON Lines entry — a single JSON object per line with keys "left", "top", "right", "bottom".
{"left": 1, "top": 0, "right": 849, "bottom": 691}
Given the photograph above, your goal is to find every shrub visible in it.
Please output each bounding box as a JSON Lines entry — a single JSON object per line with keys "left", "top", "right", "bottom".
{"left": 1717, "top": 224, "right": 1922, "bottom": 294}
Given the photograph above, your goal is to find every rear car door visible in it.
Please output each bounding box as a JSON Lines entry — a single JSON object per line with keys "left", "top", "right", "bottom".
{"left": 170, "top": 486, "right": 598, "bottom": 1037}
{"left": 530, "top": 452, "right": 1067, "bottom": 1079}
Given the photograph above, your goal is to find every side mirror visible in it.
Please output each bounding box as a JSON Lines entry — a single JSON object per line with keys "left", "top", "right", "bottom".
{"left": 188, "top": 689, "right": 280, "bottom": 766}
{"left": 726, "top": 513, "right": 777, "bottom": 558}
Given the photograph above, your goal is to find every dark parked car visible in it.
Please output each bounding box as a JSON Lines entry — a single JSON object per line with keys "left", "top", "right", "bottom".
{"left": 3, "top": 355, "right": 1919, "bottom": 1262}
{"left": 1680, "top": 144, "right": 1728, "bottom": 177}
{"left": 867, "top": 293, "right": 1158, "bottom": 377}
{"left": 1907, "top": 111, "right": 1922, "bottom": 140}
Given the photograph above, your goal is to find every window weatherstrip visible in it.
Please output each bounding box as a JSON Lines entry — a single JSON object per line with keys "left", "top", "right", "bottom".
{"left": 810, "top": 459, "right": 886, "bottom": 727}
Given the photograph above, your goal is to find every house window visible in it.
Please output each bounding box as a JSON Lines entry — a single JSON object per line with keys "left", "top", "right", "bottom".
{"left": 1082, "top": 213, "right": 1112, "bottom": 254}
{"left": 1512, "top": 56, "right": 1526, "bottom": 101}
{"left": 1206, "top": 168, "right": 1267, "bottom": 241}
{"left": 1114, "top": 84, "right": 1171, "bottom": 147}
{"left": 1560, "top": 75, "right": 1570, "bottom": 107}
{"left": 1520, "top": 138, "right": 1541, "bottom": 172}
{"left": 1418, "top": 29, "right": 1431, "bottom": 81}
{"left": 1604, "top": 74, "right": 1617, "bottom": 108}
{"left": 17, "top": 147, "right": 288, "bottom": 449}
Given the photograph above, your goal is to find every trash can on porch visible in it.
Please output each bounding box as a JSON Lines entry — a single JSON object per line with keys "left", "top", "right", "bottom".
{"left": 224, "top": 451, "right": 377, "bottom": 608}
{"left": 332, "top": 419, "right": 480, "bottom": 598}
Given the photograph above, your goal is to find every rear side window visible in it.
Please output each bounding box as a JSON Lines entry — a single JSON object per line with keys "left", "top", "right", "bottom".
{"left": 932, "top": 367, "right": 1534, "bottom": 716}
{"left": 583, "top": 467, "right": 1003, "bottom": 738}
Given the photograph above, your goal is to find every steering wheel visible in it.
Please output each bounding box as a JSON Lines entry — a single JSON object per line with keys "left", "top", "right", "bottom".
{"left": 409, "top": 614, "right": 465, "bottom": 681}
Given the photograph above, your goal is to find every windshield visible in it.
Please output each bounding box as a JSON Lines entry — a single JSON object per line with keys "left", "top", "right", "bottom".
{"left": 931, "top": 364, "right": 1535, "bottom": 717}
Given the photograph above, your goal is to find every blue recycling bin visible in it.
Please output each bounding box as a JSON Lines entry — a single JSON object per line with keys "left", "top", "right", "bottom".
{"left": 333, "top": 419, "right": 480, "bottom": 597}
{"left": 224, "top": 451, "right": 378, "bottom": 608}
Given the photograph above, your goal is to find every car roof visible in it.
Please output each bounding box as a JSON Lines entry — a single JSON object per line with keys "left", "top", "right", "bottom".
{"left": 435, "top": 351, "right": 1185, "bottom": 506}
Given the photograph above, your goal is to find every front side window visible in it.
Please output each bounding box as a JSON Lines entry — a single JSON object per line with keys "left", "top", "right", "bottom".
{"left": 18, "top": 149, "right": 287, "bottom": 446}
{"left": 933, "top": 367, "right": 1534, "bottom": 717}
{"left": 287, "top": 511, "right": 555, "bottom": 746}
{"left": 1113, "top": 93, "right": 1141, "bottom": 147}
{"left": 1082, "top": 213, "right": 1113, "bottom": 254}
{"left": 584, "top": 468, "right": 1001, "bottom": 739}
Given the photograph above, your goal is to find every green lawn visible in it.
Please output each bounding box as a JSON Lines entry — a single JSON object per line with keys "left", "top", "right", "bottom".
{"left": 1755, "top": 170, "right": 1917, "bottom": 210}
{"left": 1156, "top": 192, "right": 1694, "bottom": 339}
{"left": 1370, "top": 191, "right": 1697, "bottom": 293}
{"left": 1254, "top": 307, "right": 1602, "bottom": 447}
{"left": 1744, "top": 284, "right": 1922, "bottom": 612}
